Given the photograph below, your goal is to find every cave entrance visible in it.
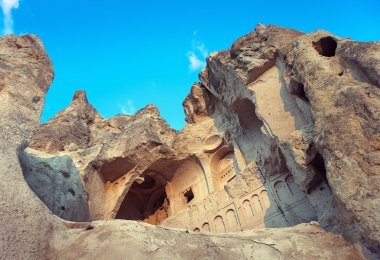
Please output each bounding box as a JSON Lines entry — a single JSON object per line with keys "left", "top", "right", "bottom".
{"left": 184, "top": 188, "right": 194, "bottom": 203}
{"left": 313, "top": 36, "right": 337, "bottom": 57}
{"left": 115, "top": 173, "right": 170, "bottom": 225}
{"left": 292, "top": 82, "right": 309, "bottom": 102}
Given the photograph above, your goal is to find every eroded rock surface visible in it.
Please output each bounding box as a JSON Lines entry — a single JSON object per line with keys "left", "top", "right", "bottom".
{"left": 0, "top": 34, "right": 56, "bottom": 260}
{"left": 19, "top": 148, "right": 90, "bottom": 222}
{"left": 1, "top": 24, "right": 379, "bottom": 259}
{"left": 48, "top": 222, "right": 364, "bottom": 260}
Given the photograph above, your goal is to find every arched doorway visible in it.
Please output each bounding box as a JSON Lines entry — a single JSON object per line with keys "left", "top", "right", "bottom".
{"left": 115, "top": 172, "right": 169, "bottom": 225}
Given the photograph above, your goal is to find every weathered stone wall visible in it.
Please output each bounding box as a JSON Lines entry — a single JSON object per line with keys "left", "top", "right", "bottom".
{"left": 19, "top": 148, "right": 90, "bottom": 222}
{"left": 1, "top": 24, "right": 378, "bottom": 259}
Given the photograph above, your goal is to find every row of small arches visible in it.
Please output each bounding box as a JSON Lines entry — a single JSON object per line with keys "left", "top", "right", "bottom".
{"left": 273, "top": 175, "right": 305, "bottom": 203}
{"left": 193, "top": 209, "right": 240, "bottom": 233}
{"left": 241, "top": 190, "right": 269, "bottom": 221}
{"left": 193, "top": 190, "right": 270, "bottom": 232}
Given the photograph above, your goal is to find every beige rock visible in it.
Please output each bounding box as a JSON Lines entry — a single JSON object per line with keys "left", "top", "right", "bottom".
{"left": 47, "top": 221, "right": 365, "bottom": 260}
{"left": 0, "top": 34, "right": 55, "bottom": 259}
{"left": 1, "top": 24, "right": 379, "bottom": 259}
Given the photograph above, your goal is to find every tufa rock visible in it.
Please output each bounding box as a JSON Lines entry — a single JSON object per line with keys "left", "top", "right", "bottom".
{"left": 1, "top": 24, "right": 379, "bottom": 259}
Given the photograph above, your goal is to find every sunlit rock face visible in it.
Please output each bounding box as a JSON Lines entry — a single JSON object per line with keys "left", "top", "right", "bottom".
{"left": 1, "top": 25, "right": 378, "bottom": 259}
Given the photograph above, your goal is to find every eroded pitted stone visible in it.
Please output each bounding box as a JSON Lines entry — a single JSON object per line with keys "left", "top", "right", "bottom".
{"left": 1, "top": 25, "right": 379, "bottom": 259}
{"left": 19, "top": 148, "right": 90, "bottom": 222}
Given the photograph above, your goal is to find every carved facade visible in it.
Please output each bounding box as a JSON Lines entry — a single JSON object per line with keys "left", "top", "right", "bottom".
{"left": 110, "top": 135, "right": 331, "bottom": 233}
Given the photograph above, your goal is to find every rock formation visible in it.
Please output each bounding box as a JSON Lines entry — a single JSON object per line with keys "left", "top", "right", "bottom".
{"left": 0, "top": 25, "right": 379, "bottom": 259}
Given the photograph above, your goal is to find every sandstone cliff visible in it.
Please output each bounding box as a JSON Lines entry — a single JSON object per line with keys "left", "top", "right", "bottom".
{"left": 0, "top": 25, "right": 379, "bottom": 259}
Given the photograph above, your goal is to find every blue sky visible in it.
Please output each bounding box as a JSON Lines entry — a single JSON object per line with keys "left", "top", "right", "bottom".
{"left": 1, "top": 1, "right": 379, "bottom": 130}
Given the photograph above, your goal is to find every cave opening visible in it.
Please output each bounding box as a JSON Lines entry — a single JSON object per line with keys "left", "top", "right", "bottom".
{"left": 293, "top": 82, "right": 309, "bottom": 102}
{"left": 310, "top": 151, "right": 331, "bottom": 192}
{"left": 310, "top": 152, "right": 326, "bottom": 176}
{"left": 313, "top": 37, "right": 337, "bottom": 57}
{"left": 115, "top": 173, "right": 169, "bottom": 225}
{"left": 184, "top": 188, "right": 194, "bottom": 203}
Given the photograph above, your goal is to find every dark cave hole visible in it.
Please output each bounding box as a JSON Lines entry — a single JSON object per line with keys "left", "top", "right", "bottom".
{"left": 310, "top": 152, "right": 326, "bottom": 176}
{"left": 153, "top": 192, "right": 166, "bottom": 208}
{"left": 184, "top": 188, "right": 194, "bottom": 203}
{"left": 310, "top": 151, "right": 331, "bottom": 193}
{"left": 293, "top": 82, "right": 309, "bottom": 102}
{"left": 68, "top": 188, "right": 76, "bottom": 196}
{"left": 313, "top": 37, "right": 337, "bottom": 57}
{"left": 115, "top": 174, "right": 169, "bottom": 224}
{"left": 61, "top": 206, "right": 65, "bottom": 211}
{"left": 60, "top": 170, "right": 70, "bottom": 178}
{"left": 135, "top": 175, "right": 156, "bottom": 190}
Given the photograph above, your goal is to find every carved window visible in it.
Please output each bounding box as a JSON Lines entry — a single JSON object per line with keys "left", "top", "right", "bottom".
{"left": 183, "top": 188, "right": 194, "bottom": 203}
{"left": 216, "top": 152, "right": 235, "bottom": 182}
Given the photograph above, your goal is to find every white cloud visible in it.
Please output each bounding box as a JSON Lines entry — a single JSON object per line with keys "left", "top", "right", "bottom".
{"left": 118, "top": 99, "right": 136, "bottom": 115}
{"left": 192, "top": 40, "right": 208, "bottom": 58}
{"left": 187, "top": 37, "right": 208, "bottom": 72}
{"left": 0, "top": 0, "right": 19, "bottom": 35}
{"left": 187, "top": 51, "right": 205, "bottom": 71}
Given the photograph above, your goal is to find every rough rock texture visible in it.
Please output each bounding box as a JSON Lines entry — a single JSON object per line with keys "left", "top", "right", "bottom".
{"left": 0, "top": 24, "right": 379, "bottom": 260}
{"left": 194, "top": 25, "right": 380, "bottom": 256}
{"left": 19, "top": 148, "right": 90, "bottom": 221}
{"left": 28, "top": 90, "right": 102, "bottom": 153}
{"left": 29, "top": 90, "right": 179, "bottom": 221}
{"left": 285, "top": 31, "right": 380, "bottom": 255}
{"left": 0, "top": 34, "right": 56, "bottom": 259}
{"left": 48, "top": 222, "right": 364, "bottom": 260}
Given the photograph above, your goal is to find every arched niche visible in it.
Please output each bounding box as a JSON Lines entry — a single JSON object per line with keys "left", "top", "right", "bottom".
{"left": 251, "top": 194, "right": 264, "bottom": 215}
{"left": 204, "top": 135, "right": 223, "bottom": 153}
{"left": 115, "top": 171, "right": 169, "bottom": 225}
{"left": 259, "top": 190, "right": 270, "bottom": 210}
{"left": 210, "top": 146, "right": 237, "bottom": 191}
{"left": 226, "top": 209, "right": 239, "bottom": 232}
{"left": 202, "top": 222, "right": 210, "bottom": 232}
{"left": 282, "top": 175, "right": 307, "bottom": 205}
{"left": 274, "top": 180, "right": 291, "bottom": 203}
{"left": 242, "top": 199, "right": 254, "bottom": 225}
{"left": 214, "top": 215, "right": 226, "bottom": 233}
{"left": 166, "top": 158, "right": 208, "bottom": 215}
